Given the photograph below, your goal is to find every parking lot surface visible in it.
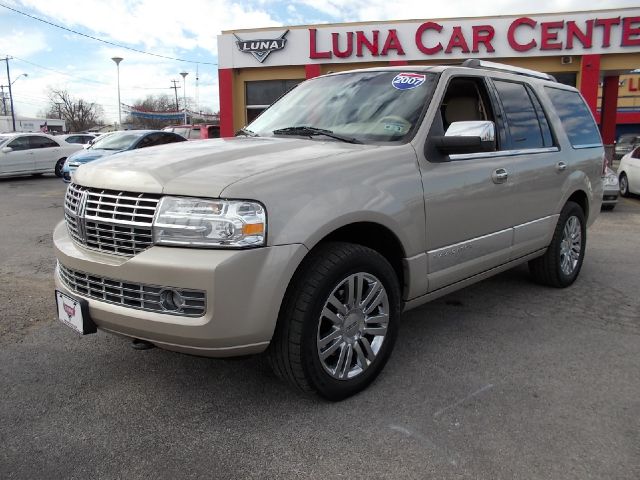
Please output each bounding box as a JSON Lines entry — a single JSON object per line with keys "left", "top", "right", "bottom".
{"left": 1, "top": 176, "right": 639, "bottom": 479}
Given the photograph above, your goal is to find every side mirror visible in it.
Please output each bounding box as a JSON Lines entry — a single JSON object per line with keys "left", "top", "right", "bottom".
{"left": 1, "top": 146, "right": 12, "bottom": 153}
{"left": 433, "top": 121, "right": 496, "bottom": 155}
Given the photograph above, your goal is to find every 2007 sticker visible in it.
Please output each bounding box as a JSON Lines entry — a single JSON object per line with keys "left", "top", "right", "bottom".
{"left": 391, "top": 73, "right": 426, "bottom": 90}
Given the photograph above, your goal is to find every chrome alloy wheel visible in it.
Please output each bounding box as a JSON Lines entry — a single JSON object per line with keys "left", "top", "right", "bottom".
{"left": 560, "top": 216, "right": 582, "bottom": 276}
{"left": 316, "top": 272, "right": 389, "bottom": 380}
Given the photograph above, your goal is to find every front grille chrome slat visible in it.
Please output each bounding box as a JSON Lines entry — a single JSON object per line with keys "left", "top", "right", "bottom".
{"left": 58, "top": 263, "right": 206, "bottom": 317}
{"left": 64, "top": 183, "right": 161, "bottom": 257}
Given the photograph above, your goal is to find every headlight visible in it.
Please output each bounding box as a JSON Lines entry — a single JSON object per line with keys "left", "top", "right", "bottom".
{"left": 153, "top": 197, "right": 266, "bottom": 248}
{"left": 603, "top": 174, "right": 618, "bottom": 187}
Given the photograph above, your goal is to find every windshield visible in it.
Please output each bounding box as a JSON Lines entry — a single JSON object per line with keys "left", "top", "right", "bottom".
{"left": 618, "top": 134, "right": 638, "bottom": 144}
{"left": 248, "top": 71, "right": 437, "bottom": 143}
{"left": 91, "top": 132, "right": 145, "bottom": 151}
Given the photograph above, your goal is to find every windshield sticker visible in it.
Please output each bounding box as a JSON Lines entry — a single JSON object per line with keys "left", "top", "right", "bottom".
{"left": 392, "top": 73, "right": 426, "bottom": 91}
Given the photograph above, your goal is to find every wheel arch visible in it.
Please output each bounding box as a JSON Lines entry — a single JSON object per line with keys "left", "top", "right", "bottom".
{"left": 566, "top": 189, "right": 589, "bottom": 221}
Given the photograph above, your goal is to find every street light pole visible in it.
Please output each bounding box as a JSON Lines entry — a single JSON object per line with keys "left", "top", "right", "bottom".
{"left": 111, "top": 57, "right": 123, "bottom": 128}
{"left": 3, "top": 56, "right": 16, "bottom": 131}
{"left": 180, "top": 71, "right": 188, "bottom": 125}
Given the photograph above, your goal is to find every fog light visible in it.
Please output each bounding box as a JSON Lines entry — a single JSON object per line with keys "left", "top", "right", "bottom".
{"left": 159, "top": 289, "right": 185, "bottom": 312}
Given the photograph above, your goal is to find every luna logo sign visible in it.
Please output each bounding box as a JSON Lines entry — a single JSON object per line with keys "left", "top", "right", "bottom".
{"left": 234, "top": 30, "right": 289, "bottom": 63}
{"left": 392, "top": 72, "right": 427, "bottom": 90}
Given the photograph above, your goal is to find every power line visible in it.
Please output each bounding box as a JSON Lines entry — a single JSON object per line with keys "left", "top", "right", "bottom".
{"left": 0, "top": 2, "right": 218, "bottom": 66}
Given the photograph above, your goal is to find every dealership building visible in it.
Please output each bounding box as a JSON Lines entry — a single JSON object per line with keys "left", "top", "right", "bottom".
{"left": 217, "top": 7, "right": 640, "bottom": 146}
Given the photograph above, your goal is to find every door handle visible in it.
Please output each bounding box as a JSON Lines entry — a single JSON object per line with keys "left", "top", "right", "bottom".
{"left": 492, "top": 168, "right": 509, "bottom": 184}
{"left": 556, "top": 161, "right": 567, "bottom": 172}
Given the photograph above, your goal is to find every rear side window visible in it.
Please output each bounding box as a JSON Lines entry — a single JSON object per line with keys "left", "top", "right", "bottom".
{"left": 29, "top": 136, "right": 59, "bottom": 148}
{"left": 188, "top": 128, "right": 201, "bottom": 140}
{"left": 493, "top": 80, "right": 546, "bottom": 150}
{"left": 544, "top": 87, "right": 602, "bottom": 148}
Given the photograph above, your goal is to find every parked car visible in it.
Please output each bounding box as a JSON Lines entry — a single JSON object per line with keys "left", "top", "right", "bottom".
{"left": 614, "top": 133, "right": 640, "bottom": 159}
{"left": 54, "top": 61, "right": 604, "bottom": 400}
{"left": 61, "top": 130, "right": 186, "bottom": 182}
{"left": 602, "top": 167, "right": 619, "bottom": 210}
{"left": 57, "top": 133, "right": 98, "bottom": 146}
{"left": 0, "top": 132, "right": 83, "bottom": 178}
{"left": 163, "top": 124, "right": 220, "bottom": 140}
{"left": 618, "top": 146, "right": 640, "bottom": 197}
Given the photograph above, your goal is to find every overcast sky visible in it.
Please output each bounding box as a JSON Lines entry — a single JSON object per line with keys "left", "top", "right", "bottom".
{"left": 0, "top": 0, "right": 637, "bottom": 124}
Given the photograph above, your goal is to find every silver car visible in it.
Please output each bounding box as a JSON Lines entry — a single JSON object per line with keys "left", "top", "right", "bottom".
{"left": 54, "top": 61, "right": 604, "bottom": 400}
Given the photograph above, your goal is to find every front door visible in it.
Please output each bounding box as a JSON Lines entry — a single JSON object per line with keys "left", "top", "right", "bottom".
{"left": 1, "top": 136, "right": 34, "bottom": 175}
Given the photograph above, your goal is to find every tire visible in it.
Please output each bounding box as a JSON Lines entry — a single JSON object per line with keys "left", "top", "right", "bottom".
{"left": 529, "top": 201, "right": 586, "bottom": 288}
{"left": 619, "top": 173, "right": 629, "bottom": 197}
{"left": 268, "top": 242, "right": 402, "bottom": 401}
{"left": 54, "top": 158, "right": 66, "bottom": 178}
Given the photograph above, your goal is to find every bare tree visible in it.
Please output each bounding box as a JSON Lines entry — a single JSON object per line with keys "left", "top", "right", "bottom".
{"left": 46, "top": 89, "right": 104, "bottom": 132}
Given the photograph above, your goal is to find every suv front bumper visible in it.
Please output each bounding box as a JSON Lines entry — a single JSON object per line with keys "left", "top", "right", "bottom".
{"left": 53, "top": 221, "right": 307, "bottom": 357}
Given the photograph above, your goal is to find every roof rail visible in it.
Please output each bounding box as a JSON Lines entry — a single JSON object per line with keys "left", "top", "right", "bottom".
{"left": 462, "top": 59, "right": 557, "bottom": 82}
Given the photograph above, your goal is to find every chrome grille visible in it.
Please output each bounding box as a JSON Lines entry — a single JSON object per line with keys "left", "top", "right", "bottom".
{"left": 64, "top": 183, "right": 161, "bottom": 256}
{"left": 58, "top": 263, "right": 206, "bottom": 317}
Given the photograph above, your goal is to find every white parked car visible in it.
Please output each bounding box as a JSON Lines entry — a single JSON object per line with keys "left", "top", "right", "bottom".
{"left": 57, "top": 133, "right": 98, "bottom": 146}
{"left": 0, "top": 133, "right": 83, "bottom": 178}
{"left": 618, "top": 146, "right": 640, "bottom": 197}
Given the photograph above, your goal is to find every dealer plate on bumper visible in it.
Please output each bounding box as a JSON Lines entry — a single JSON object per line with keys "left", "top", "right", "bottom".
{"left": 55, "top": 290, "right": 96, "bottom": 335}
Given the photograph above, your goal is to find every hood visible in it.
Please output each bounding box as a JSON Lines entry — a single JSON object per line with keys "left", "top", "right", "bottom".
{"left": 68, "top": 148, "right": 118, "bottom": 164}
{"left": 73, "top": 137, "right": 376, "bottom": 197}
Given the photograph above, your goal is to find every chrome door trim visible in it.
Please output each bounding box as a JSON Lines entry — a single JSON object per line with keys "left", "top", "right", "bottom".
{"left": 427, "top": 227, "right": 512, "bottom": 274}
{"left": 449, "top": 147, "right": 559, "bottom": 161}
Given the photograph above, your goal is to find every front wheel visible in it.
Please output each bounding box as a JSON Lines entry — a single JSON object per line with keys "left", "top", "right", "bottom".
{"left": 529, "top": 201, "right": 586, "bottom": 288}
{"left": 619, "top": 173, "right": 630, "bottom": 197}
{"left": 54, "top": 158, "right": 66, "bottom": 178}
{"left": 268, "top": 242, "right": 401, "bottom": 401}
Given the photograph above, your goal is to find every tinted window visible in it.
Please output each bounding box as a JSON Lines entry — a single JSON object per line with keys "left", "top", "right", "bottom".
{"left": 7, "top": 136, "right": 30, "bottom": 151}
{"left": 545, "top": 87, "right": 602, "bottom": 148}
{"left": 160, "top": 133, "right": 186, "bottom": 145}
{"left": 246, "top": 79, "right": 301, "bottom": 107}
{"left": 527, "top": 86, "right": 554, "bottom": 148}
{"left": 493, "top": 80, "right": 544, "bottom": 149}
{"left": 30, "top": 136, "right": 59, "bottom": 149}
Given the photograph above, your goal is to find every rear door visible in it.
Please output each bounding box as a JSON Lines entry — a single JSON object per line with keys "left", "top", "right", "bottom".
{"left": 1, "top": 136, "right": 34, "bottom": 175}
{"left": 488, "top": 78, "right": 564, "bottom": 259}
{"left": 29, "top": 135, "right": 63, "bottom": 172}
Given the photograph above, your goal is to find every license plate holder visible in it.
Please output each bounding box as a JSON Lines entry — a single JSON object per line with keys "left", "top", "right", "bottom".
{"left": 55, "top": 290, "right": 96, "bottom": 335}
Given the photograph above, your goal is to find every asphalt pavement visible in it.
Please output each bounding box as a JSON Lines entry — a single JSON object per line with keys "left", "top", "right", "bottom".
{"left": 0, "top": 175, "right": 639, "bottom": 479}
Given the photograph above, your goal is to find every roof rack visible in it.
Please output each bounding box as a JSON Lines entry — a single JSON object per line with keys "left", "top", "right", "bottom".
{"left": 461, "top": 59, "right": 557, "bottom": 82}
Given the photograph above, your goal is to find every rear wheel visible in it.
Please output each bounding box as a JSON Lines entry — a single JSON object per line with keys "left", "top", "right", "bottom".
{"left": 619, "top": 173, "right": 629, "bottom": 197}
{"left": 54, "top": 158, "right": 66, "bottom": 178}
{"left": 268, "top": 242, "right": 401, "bottom": 401}
{"left": 529, "top": 201, "right": 586, "bottom": 288}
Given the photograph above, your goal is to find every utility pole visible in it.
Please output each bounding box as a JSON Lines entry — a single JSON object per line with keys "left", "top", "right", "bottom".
{"left": 170, "top": 80, "right": 180, "bottom": 113}
{"left": 0, "top": 85, "right": 6, "bottom": 116}
{"left": 3, "top": 56, "right": 16, "bottom": 131}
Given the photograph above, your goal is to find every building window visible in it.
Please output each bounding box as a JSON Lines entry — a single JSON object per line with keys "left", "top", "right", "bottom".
{"left": 245, "top": 79, "right": 301, "bottom": 124}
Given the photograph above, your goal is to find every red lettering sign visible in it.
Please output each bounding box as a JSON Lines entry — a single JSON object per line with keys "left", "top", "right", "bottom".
{"left": 309, "top": 28, "right": 331, "bottom": 59}
{"left": 415, "top": 22, "right": 443, "bottom": 55}
{"left": 594, "top": 17, "right": 621, "bottom": 48}
{"left": 540, "top": 21, "right": 564, "bottom": 50}
{"left": 381, "top": 29, "right": 405, "bottom": 56}
{"left": 445, "top": 26, "right": 470, "bottom": 53}
{"left": 356, "top": 30, "right": 379, "bottom": 57}
{"left": 332, "top": 32, "right": 353, "bottom": 58}
{"left": 622, "top": 16, "right": 640, "bottom": 46}
{"left": 566, "top": 20, "right": 593, "bottom": 49}
{"left": 508, "top": 17, "right": 537, "bottom": 52}
{"left": 472, "top": 25, "right": 495, "bottom": 53}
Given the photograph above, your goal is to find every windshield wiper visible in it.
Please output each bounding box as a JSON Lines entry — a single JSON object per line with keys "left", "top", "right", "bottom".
{"left": 272, "top": 126, "right": 362, "bottom": 144}
{"left": 236, "top": 128, "right": 258, "bottom": 137}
